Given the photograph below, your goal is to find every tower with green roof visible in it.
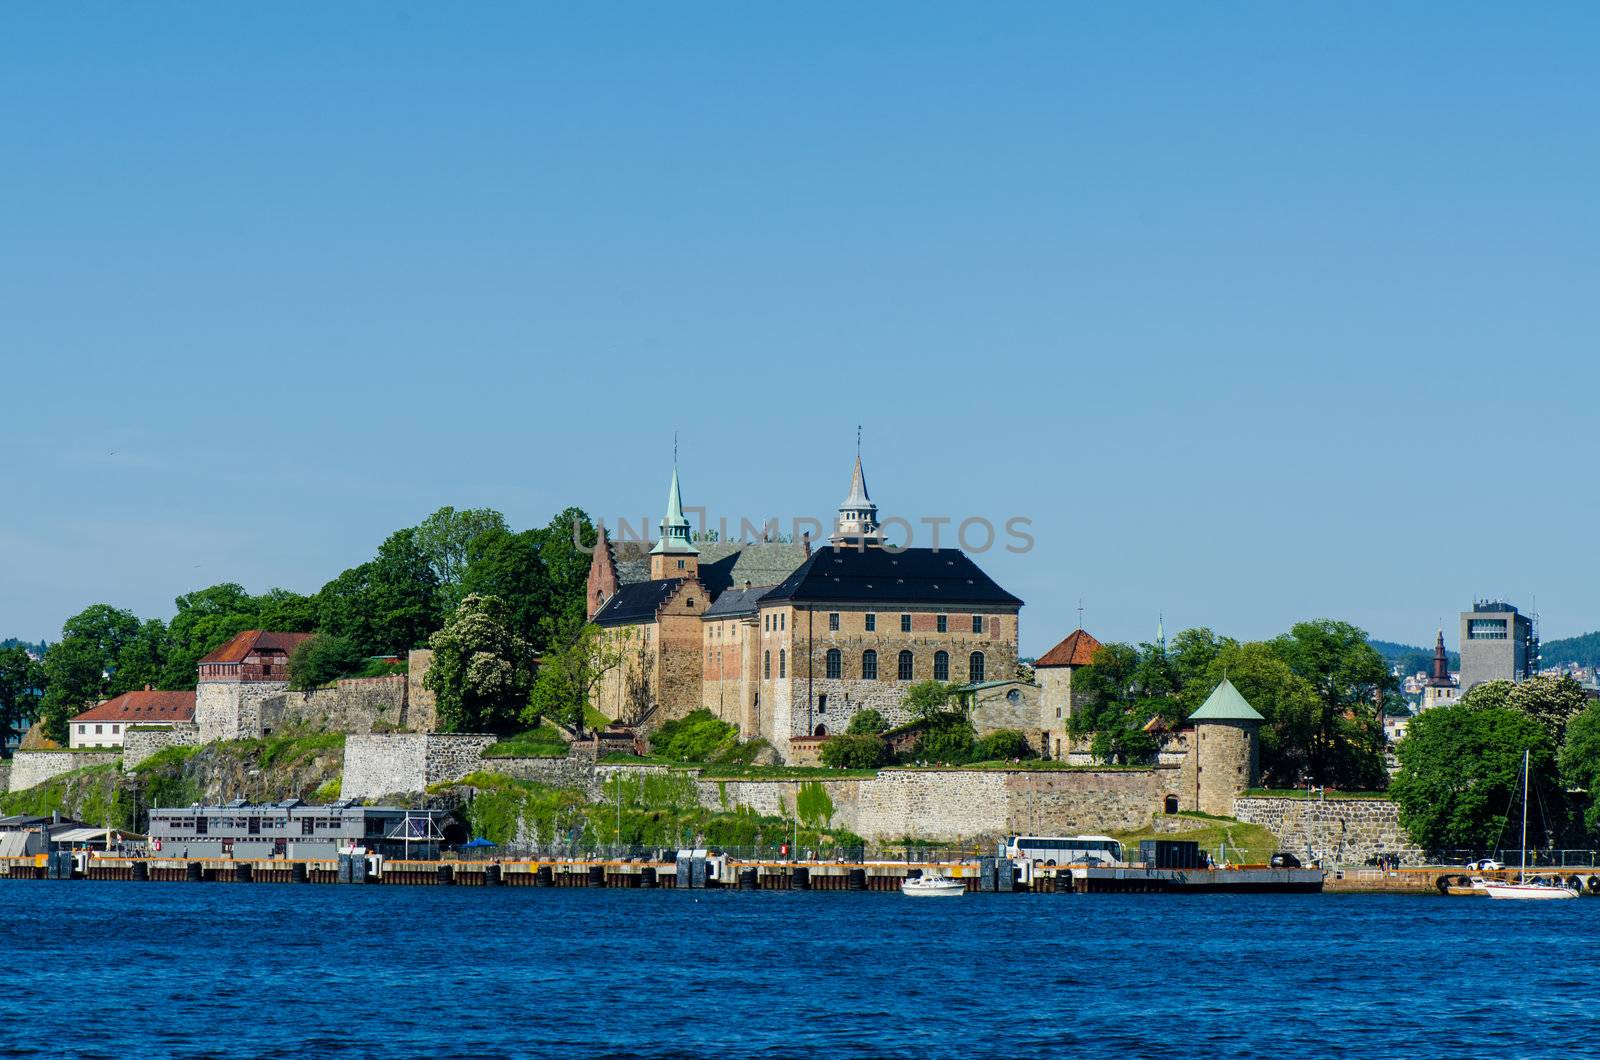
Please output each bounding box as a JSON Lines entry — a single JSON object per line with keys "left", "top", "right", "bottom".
{"left": 1187, "top": 677, "right": 1263, "bottom": 815}
{"left": 649, "top": 464, "right": 700, "bottom": 581}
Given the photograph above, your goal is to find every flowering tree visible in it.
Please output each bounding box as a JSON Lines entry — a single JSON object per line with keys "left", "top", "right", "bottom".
{"left": 424, "top": 594, "right": 535, "bottom": 734}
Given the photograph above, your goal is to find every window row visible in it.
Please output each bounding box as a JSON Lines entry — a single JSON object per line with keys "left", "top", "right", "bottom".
{"left": 76, "top": 724, "right": 122, "bottom": 735}
{"left": 820, "top": 648, "right": 984, "bottom": 683}
{"left": 826, "top": 612, "right": 988, "bottom": 634}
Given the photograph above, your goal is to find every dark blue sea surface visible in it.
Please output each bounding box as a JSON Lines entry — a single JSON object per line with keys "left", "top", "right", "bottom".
{"left": 4, "top": 883, "right": 1597, "bottom": 1058}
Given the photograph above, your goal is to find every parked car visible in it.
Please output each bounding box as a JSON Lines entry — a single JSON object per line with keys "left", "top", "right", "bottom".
{"left": 1466, "top": 858, "right": 1504, "bottom": 871}
{"left": 1269, "top": 852, "right": 1302, "bottom": 869}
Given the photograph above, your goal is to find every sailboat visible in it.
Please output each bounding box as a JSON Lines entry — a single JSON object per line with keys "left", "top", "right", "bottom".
{"left": 1484, "top": 749, "right": 1577, "bottom": 901}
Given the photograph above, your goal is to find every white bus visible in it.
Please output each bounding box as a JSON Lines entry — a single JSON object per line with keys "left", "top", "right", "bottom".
{"left": 1005, "top": 834, "right": 1124, "bottom": 866}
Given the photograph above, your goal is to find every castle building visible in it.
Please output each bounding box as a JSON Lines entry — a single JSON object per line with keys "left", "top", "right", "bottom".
{"left": 1418, "top": 629, "right": 1459, "bottom": 712}
{"left": 194, "top": 630, "right": 315, "bottom": 742}
{"left": 588, "top": 449, "right": 1024, "bottom": 760}
{"left": 1032, "top": 627, "right": 1103, "bottom": 759}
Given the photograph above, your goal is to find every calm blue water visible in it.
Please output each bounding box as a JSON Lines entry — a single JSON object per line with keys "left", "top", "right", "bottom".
{"left": 4, "top": 883, "right": 1597, "bottom": 1058}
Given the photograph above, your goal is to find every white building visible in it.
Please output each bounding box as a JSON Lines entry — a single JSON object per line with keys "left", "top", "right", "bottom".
{"left": 68, "top": 688, "right": 196, "bottom": 749}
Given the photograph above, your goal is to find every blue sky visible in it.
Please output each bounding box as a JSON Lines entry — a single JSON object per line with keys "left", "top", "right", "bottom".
{"left": 3, "top": 4, "right": 1597, "bottom": 655}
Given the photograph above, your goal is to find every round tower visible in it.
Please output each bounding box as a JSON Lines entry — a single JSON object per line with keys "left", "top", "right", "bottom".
{"left": 1187, "top": 678, "right": 1263, "bottom": 816}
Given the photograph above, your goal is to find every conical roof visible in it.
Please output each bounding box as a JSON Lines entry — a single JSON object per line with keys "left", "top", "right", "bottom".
{"left": 841, "top": 453, "right": 872, "bottom": 508}
{"left": 650, "top": 465, "right": 698, "bottom": 555}
{"left": 1187, "top": 677, "right": 1264, "bottom": 723}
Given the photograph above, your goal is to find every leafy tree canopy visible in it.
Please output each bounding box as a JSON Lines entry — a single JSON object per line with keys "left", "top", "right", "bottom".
{"left": 426, "top": 594, "right": 536, "bottom": 735}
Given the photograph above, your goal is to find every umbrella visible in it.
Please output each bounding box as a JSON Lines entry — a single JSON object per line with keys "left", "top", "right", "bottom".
{"left": 462, "top": 838, "right": 498, "bottom": 848}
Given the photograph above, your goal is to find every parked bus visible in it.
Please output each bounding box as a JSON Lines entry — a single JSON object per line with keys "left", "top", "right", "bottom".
{"left": 1004, "top": 834, "right": 1124, "bottom": 866}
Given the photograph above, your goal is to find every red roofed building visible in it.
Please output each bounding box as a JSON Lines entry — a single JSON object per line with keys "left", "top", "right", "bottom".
{"left": 69, "top": 688, "right": 197, "bottom": 750}
{"left": 1033, "top": 628, "right": 1103, "bottom": 759}
{"left": 196, "top": 630, "right": 315, "bottom": 742}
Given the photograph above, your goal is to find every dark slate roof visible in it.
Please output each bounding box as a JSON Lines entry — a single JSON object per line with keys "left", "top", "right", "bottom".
{"left": 609, "top": 540, "right": 809, "bottom": 596}
{"left": 702, "top": 584, "right": 774, "bottom": 619}
{"left": 592, "top": 579, "right": 685, "bottom": 627}
{"left": 759, "top": 547, "right": 1023, "bottom": 607}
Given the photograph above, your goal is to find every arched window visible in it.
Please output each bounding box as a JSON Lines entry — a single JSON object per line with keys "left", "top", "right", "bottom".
{"left": 933, "top": 651, "right": 949, "bottom": 682}
{"left": 826, "top": 649, "right": 842, "bottom": 680}
{"left": 897, "top": 650, "right": 914, "bottom": 681}
{"left": 764, "top": 651, "right": 771, "bottom": 679}
{"left": 969, "top": 651, "right": 985, "bottom": 682}
{"left": 861, "top": 649, "right": 878, "bottom": 680}
{"left": 814, "top": 723, "right": 828, "bottom": 737}
{"left": 779, "top": 649, "right": 786, "bottom": 679}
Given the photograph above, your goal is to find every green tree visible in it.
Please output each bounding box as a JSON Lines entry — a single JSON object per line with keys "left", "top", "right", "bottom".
{"left": 315, "top": 528, "right": 441, "bottom": 656}
{"left": 973, "top": 728, "right": 1034, "bottom": 761}
{"left": 1202, "top": 641, "right": 1322, "bottom": 787}
{"left": 844, "top": 709, "right": 889, "bottom": 736}
{"left": 254, "top": 588, "right": 318, "bottom": 633}
{"left": 461, "top": 528, "right": 552, "bottom": 649}
{"left": 39, "top": 637, "right": 107, "bottom": 743}
{"left": 902, "top": 680, "right": 957, "bottom": 723}
{"left": 109, "top": 618, "right": 168, "bottom": 695}
{"left": 415, "top": 506, "right": 508, "bottom": 609}
{"left": 524, "top": 622, "right": 626, "bottom": 736}
{"left": 1506, "top": 674, "right": 1590, "bottom": 747}
{"left": 1270, "top": 620, "right": 1393, "bottom": 788}
{"left": 0, "top": 646, "right": 45, "bottom": 755}
{"left": 288, "top": 634, "right": 367, "bottom": 690}
{"left": 1560, "top": 700, "right": 1600, "bottom": 834}
{"left": 1391, "top": 701, "right": 1555, "bottom": 853}
{"left": 61, "top": 604, "right": 140, "bottom": 687}
{"left": 819, "top": 733, "right": 890, "bottom": 769}
{"left": 425, "top": 594, "right": 536, "bottom": 735}
{"left": 529, "top": 507, "right": 598, "bottom": 647}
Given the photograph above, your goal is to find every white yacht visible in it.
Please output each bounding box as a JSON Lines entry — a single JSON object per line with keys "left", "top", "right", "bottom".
{"left": 901, "top": 871, "right": 965, "bottom": 897}
{"left": 1484, "top": 750, "right": 1577, "bottom": 902}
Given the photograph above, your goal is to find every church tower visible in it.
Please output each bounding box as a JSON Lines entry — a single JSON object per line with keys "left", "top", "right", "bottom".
{"left": 649, "top": 464, "right": 700, "bottom": 580}
{"left": 1420, "top": 629, "right": 1458, "bottom": 711}
{"left": 832, "top": 439, "right": 882, "bottom": 546}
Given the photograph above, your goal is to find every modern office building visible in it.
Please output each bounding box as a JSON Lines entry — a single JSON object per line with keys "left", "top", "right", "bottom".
{"left": 1458, "top": 600, "right": 1538, "bottom": 691}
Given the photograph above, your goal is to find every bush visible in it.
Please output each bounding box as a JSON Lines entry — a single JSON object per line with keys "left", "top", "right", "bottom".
{"left": 845, "top": 709, "right": 889, "bottom": 736}
{"left": 973, "top": 729, "right": 1035, "bottom": 762}
{"left": 650, "top": 709, "right": 740, "bottom": 761}
{"left": 289, "top": 635, "right": 367, "bottom": 690}
{"left": 819, "top": 734, "right": 891, "bottom": 769}
{"left": 915, "top": 716, "right": 976, "bottom": 764}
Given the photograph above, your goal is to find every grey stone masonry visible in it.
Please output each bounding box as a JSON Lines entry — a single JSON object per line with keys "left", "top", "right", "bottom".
{"left": 121, "top": 726, "right": 202, "bottom": 770}
{"left": 341, "top": 733, "right": 499, "bottom": 799}
{"left": 9, "top": 750, "right": 121, "bottom": 793}
{"left": 1232, "top": 795, "right": 1421, "bottom": 866}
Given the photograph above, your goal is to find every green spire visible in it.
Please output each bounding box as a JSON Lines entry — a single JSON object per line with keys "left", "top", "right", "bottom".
{"left": 651, "top": 463, "right": 697, "bottom": 555}
{"left": 1187, "top": 677, "right": 1264, "bottom": 723}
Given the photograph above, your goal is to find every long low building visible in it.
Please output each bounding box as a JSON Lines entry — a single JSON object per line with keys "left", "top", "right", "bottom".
{"left": 146, "top": 799, "right": 465, "bottom": 859}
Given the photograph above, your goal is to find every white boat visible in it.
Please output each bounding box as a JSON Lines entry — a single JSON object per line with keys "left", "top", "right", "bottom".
{"left": 901, "top": 872, "right": 965, "bottom": 897}
{"left": 1483, "top": 749, "right": 1577, "bottom": 902}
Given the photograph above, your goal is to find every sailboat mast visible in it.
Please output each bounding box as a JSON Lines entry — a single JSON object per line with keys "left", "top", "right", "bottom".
{"left": 1520, "top": 748, "right": 1530, "bottom": 884}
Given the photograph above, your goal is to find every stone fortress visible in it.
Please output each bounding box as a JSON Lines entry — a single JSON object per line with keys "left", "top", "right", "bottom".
{"left": 5, "top": 445, "right": 1417, "bottom": 861}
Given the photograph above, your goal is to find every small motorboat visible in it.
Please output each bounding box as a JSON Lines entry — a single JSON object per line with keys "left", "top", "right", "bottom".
{"left": 901, "top": 872, "right": 966, "bottom": 897}
{"left": 1484, "top": 880, "right": 1577, "bottom": 901}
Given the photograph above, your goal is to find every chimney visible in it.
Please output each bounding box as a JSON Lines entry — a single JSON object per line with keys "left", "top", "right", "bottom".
{"left": 144, "top": 684, "right": 152, "bottom": 692}
{"left": 744, "top": 580, "right": 752, "bottom": 591}
{"left": 802, "top": 530, "right": 812, "bottom": 557}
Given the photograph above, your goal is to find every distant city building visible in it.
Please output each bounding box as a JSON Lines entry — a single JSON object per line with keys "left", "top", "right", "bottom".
{"left": 1458, "top": 600, "right": 1538, "bottom": 691}
{"left": 1418, "top": 631, "right": 1460, "bottom": 712}
{"left": 68, "top": 688, "right": 196, "bottom": 749}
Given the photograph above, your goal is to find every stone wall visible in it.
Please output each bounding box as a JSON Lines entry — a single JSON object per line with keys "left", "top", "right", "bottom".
{"left": 694, "top": 766, "right": 1185, "bottom": 842}
{"left": 8, "top": 750, "right": 121, "bottom": 793}
{"left": 195, "top": 680, "right": 289, "bottom": 742}
{"left": 406, "top": 650, "right": 437, "bottom": 732}
{"left": 270, "top": 676, "right": 409, "bottom": 735}
{"left": 122, "top": 726, "right": 202, "bottom": 770}
{"left": 1232, "top": 796, "right": 1420, "bottom": 866}
{"left": 0, "top": 761, "right": 9, "bottom": 793}
{"left": 341, "top": 733, "right": 500, "bottom": 799}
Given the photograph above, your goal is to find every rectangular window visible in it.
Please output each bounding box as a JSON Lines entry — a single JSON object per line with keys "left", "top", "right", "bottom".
{"left": 95, "top": 724, "right": 103, "bottom": 734}
{"left": 195, "top": 816, "right": 209, "bottom": 836}
{"left": 302, "top": 818, "right": 315, "bottom": 836}
{"left": 972, "top": 615, "right": 983, "bottom": 634}
{"left": 901, "top": 614, "right": 911, "bottom": 633}
{"left": 818, "top": 694, "right": 827, "bottom": 714}
{"left": 78, "top": 725, "right": 86, "bottom": 734}
{"left": 1468, "top": 619, "right": 1508, "bottom": 640}
{"left": 865, "top": 613, "right": 876, "bottom": 632}
{"left": 781, "top": 614, "right": 786, "bottom": 631}
{"left": 936, "top": 615, "right": 948, "bottom": 633}
{"left": 829, "top": 612, "right": 840, "bottom": 631}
